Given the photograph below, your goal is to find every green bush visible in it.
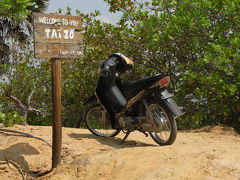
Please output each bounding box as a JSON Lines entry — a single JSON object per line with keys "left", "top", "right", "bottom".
{"left": 0, "top": 111, "right": 24, "bottom": 127}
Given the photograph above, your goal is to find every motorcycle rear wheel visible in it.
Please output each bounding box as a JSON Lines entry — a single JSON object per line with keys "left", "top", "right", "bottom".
{"left": 148, "top": 100, "right": 177, "bottom": 146}
{"left": 85, "top": 104, "right": 120, "bottom": 137}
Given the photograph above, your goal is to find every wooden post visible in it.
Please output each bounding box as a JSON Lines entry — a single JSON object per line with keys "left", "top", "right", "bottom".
{"left": 33, "top": 13, "right": 83, "bottom": 169}
{"left": 51, "top": 58, "right": 62, "bottom": 168}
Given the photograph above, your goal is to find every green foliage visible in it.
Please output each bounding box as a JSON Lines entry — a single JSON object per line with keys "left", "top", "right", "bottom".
{"left": 0, "top": 111, "right": 24, "bottom": 127}
{"left": 27, "top": 112, "right": 51, "bottom": 126}
{"left": 0, "top": 111, "right": 6, "bottom": 122}
{"left": 28, "top": 0, "right": 49, "bottom": 14}
{"left": 0, "top": 0, "right": 50, "bottom": 126}
{"left": 0, "top": 39, "right": 51, "bottom": 125}
{"left": 0, "top": 0, "right": 49, "bottom": 64}
{"left": 80, "top": 0, "right": 240, "bottom": 131}
{"left": 54, "top": 0, "right": 240, "bottom": 131}
{"left": 60, "top": 58, "right": 98, "bottom": 127}
{"left": 172, "top": 0, "right": 240, "bottom": 130}
{"left": 0, "top": 0, "right": 32, "bottom": 21}
{"left": 1, "top": 0, "right": 239, "bottom": 132}
{"left": 0, "top": 0, "right": 49, "bottom": 21}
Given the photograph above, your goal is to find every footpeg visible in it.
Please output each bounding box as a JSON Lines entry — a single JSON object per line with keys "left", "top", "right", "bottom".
{"left": 118, "top": 116, "right": 149, "bottom": 129}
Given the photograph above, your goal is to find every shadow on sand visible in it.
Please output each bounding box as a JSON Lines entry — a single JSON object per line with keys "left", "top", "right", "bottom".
{"left": 68, "top": 132, "right": 157, "bottom": 148}
{"left": 0, "top": 143, "right": 40, "bottom": 171}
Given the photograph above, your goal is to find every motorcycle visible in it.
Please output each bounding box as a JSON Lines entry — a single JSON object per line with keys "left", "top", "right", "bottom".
{"left": 83, "top": 73, "right": 183, "bottom": 146}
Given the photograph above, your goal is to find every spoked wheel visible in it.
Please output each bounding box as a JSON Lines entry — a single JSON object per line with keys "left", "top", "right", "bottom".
{"left": 148, "top": 100, "right": 177, "bottom": 146}
{"left": 85, "top": 104, "right": 120, "bottom": 137}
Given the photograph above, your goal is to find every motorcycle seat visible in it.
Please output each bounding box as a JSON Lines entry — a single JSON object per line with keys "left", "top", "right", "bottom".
{"left": 121, "top": 73, "right": 166, "bottom": 97}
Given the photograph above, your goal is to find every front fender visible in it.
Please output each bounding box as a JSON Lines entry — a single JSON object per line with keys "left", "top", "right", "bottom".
{"left": 83, "top": 94, "right": 97, "bottom": 106}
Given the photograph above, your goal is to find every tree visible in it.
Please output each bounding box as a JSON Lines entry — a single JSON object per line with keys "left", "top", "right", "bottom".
{"left": 0, "top": 46, "right": 52, "bottom": 125}
{"left": 0, "top": 0, "right": 49, "bottom": 62}
{"left": 0, "top": 0, "right": 49, "bottom": 18}
{"left": 0, "top": 0, "right": 32, "bottom": 19}
{"left": 0, "top": 0, "right": 51, "bottom": 126}
{"left": 106, "top": 0, "right": 240, "bottom": 130}
{"left": 72, "top": 0, "right": 240, "bottom": 130}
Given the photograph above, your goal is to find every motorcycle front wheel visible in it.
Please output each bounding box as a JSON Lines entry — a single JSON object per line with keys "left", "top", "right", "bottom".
{"left": 148, "top": 100, "right": 177, "bottom": 146}
{"left": 85, "top": 104, "right": 120, "bottom": 137}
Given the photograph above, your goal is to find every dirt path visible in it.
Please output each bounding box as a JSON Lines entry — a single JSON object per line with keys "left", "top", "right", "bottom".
{"left": 0, "top": 125, "right": 239, "bottom": 180}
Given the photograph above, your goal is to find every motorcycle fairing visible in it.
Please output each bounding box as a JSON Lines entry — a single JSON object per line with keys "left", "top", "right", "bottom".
{"left": 96, "top": 76, "right": 127, "bottom": 116}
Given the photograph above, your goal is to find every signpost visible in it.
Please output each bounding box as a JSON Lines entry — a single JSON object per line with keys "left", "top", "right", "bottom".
{"left": 33, "top": 13, "right": 83, "bottom": 58}
{"left": 33, "top": 13, "right": 83, "bottom": 168}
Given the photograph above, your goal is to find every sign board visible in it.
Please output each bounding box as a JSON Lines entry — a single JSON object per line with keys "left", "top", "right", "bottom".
{"left": 33, "top": 13, "right": 83, "bottom": 58}
{"left": 33, "top": 13, "right": 84, "bottom": 168}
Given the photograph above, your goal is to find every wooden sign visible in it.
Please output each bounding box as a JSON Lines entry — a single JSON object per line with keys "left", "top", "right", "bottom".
{"left": 33, "top": 13, "right": 83, "bottom": 58}
{"left": 33, "top": 13, "right": 84, "bottom": 168}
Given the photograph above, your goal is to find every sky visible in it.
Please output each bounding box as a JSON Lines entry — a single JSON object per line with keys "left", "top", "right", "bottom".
{"left": 46, "top": 0, "right": 121, "bottom": 24}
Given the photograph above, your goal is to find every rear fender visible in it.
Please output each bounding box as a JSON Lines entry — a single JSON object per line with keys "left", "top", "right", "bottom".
{"left": 160, "top": 89, "right": 183, "bottom": 117}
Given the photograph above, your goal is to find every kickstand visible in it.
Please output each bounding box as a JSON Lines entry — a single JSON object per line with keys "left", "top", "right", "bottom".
{"left": 141, "top": 131, "right": 148, "bottom": 137}
{"left": 121, "top": 130, "right": 131, "bottom": 144}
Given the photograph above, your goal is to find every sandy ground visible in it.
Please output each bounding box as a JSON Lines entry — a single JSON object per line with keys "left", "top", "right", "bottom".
{"left": 0, "top": 125, "right": 239, "bottom": 180}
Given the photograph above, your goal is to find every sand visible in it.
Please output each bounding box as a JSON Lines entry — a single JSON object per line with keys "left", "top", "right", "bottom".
{"left": 0, "top": 125, "right": 239, "bottom": 180}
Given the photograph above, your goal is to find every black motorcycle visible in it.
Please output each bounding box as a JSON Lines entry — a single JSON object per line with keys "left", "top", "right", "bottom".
{"left": 83, "top": 74, "right": 183, "bottom": 146}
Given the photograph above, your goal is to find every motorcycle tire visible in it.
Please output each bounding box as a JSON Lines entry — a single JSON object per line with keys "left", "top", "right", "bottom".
{"left": 85, "top": 104, "right": 121, "bottom": 137}
{"left": 148, "top": 100, "right": 177, "bottom": 146}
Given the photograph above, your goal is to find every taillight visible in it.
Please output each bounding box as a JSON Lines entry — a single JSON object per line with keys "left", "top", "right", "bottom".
{"left": 159, "top": 76, "right": 170, "bottom": 87}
